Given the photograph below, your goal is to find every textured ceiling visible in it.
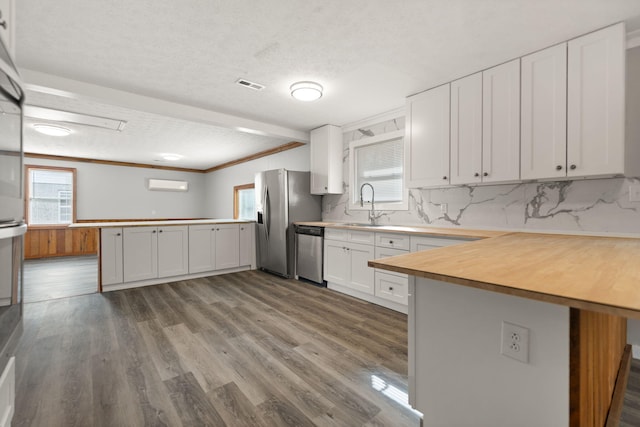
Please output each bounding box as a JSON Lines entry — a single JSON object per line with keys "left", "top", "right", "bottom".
{"left": 14, "top": 0, "right": 640, "bottom": 169}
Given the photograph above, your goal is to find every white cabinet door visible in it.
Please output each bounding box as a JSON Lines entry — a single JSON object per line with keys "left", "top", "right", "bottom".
{"left": 521, "top": 43, "right": 568, "bottom": 180}
{"left": 310, "top": 125, "right": 343, "bottom": 194}
{"left": 157, "top": 226, "right": 189, "bottom": 278}
{"left": 123, "top": 227, "right": 158, "bottom": 282}
{"left": 482, "top": 59, "right": 520, "bottom": 183}
{"left": 215, "top": 224, "right": 240, "bottom": 270}
{"left": 188, "top": 225, "right": 215, "bottom": 274}
{"left": 450, "top": 73, "right": 482, "bottom": 185}
{"left": 347, "top": 242, "right": 375, "bottom": 295}
{"left": 324, "top": 240, "right": 349, "bottom": 285}
{"left": 375, "top": 271, "right": 409, "bottom": 305}
{"left": 239, "top": 223, "right": 255, "bottom": 268}
{"left": 405, "top": 84, "right": 451, "bottom": 188}
{"left": 101, "top": 228, "right": 123, "bottom": 286}
{"left": 567, "top": 23, "right": 625, "bottom": 177}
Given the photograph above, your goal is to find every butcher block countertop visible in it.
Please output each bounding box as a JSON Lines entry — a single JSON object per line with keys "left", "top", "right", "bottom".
{"left": 69, "top": 219, "right": 253, "bottom": 228}
{"left": 369, "top": 232, "right": 640, "bottom": 320}
{"left": 295, "top": 222, "right": 506, "bottom": 239}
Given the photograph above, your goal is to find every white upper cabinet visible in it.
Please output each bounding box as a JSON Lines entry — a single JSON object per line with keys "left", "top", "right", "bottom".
{"left": 567, "top": 23, "right": 625, "bottom": 177}
{"left": 405, "top": 84, "right": 451, "bottom": 188}
{"left": 482, "top": 59, "right": 520, "bottom": 183}
{"left": 521, "top": 43, "right": 568, "bottom": 180}
{"left": 310, "top": 125, "right": 343, "bottom": 194}
{"left": 450, "top": 72, "right": 483, "bottom": 185}
{"left": 451, "top": 60, "right": 520, "bottom": 185}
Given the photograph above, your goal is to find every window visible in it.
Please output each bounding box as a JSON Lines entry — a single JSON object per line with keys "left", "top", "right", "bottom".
{"left": 26, "top": 166, "right": 77, "bottom": 226}
{"left": 349, "top": 130, "right": 408, "bottom": 211}
{"left": 234, "top": 183, "right": 255, "bottom": 220}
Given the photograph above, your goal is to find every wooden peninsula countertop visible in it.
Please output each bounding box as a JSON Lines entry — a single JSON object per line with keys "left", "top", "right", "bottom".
{"left": 369, "top": 232, "right": 640, "bottom": 320}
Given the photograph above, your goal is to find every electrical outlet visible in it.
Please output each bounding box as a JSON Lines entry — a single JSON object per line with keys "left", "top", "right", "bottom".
{"left": 501, "top": 321, "right": 529, "bottom": 363}
{"left": 630, "top": 185, "right": 640, "bottom": 202}
{"left": 440, "top": 203, "right": 448, "bottom": 214}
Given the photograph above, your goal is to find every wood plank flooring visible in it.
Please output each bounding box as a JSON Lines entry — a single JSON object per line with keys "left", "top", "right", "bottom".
{"left": 23, "top": 255, "right": 98, "bottom": 303}
{"left": 13, "top": 270, "right": 421, "bottom": 426}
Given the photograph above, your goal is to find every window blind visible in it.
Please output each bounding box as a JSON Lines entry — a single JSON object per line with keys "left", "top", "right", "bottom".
{"left": 354, "top": 137, "right": 403, "bottom": 203}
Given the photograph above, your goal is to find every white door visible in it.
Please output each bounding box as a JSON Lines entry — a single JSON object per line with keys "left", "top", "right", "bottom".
{"left": 215, "top": 224, "right": 240, "bottom": 270}
{"left": 450, "top": 72, "right": 482, "bottom": 185}
{"left": 100, "top": 228, "right": 123, "bottom": 286}
{"left": 405, "top": 84, "right": 451, "bottom": 188}
{"left": 239, "top": 223, "right": 255, "bottom": 268}
{"left": 157, "top": 226, "right": 189, "bottom": 278}
{"left": 323, "top": 240, "right": 349, "bottom": 285}
{"left": 567, "top": 23, "right": 625, "bottom": 177}
{"left": 347, "top": 242, "right": 375, "bottom": 295}
{"left": 188, "top": 225, "right": 215, "bottom": 274}
{"left": 482, "top": 59, "right": 520, "bottom": 183}
{"left": 521, "top": 43, "right": 568, "bottom": 180}
{"left": 123, "top": 227, "right": 158, "bottom": 282}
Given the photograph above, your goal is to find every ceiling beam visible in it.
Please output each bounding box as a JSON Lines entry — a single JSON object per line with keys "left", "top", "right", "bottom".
{"left": 19, "top": 68, "right": 310, "bottom": 142}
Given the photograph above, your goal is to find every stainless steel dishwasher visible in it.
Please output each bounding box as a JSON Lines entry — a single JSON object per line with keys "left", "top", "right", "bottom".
{"left": 295, "top": 225, "right": 325, "bottom": 286}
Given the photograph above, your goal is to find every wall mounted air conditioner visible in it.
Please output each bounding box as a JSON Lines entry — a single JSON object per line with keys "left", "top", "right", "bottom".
{"left": 147, "top": 178, "right": 189, "bottom": 192}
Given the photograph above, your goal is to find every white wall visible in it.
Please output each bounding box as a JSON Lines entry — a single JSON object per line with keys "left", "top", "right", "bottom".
{"left": 25, "top": 157, "right": 207, "bottom": 220}
{"left": 204, "top": 144, "right": 310, "bottom": 218}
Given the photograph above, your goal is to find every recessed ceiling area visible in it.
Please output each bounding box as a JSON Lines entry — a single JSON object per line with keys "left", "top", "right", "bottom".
{"left": 14, "top": 1, "right": 640, "bottom": 170}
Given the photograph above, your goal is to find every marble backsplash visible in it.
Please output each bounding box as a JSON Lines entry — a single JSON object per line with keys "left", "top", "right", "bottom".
{"left": 323, "top": 117, "right": 640, "bottom": 235}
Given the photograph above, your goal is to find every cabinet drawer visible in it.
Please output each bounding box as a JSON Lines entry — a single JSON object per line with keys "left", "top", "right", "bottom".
{"left": 348, "top": 230, "right": 375, "bottom": 245}
{"left": 325, "top": 228, "right": 348, "bottom": 241}
{"left": 375, "top": 246, "right": 409, "bottom": 260}
{"left": 375, "top": 271, "right": 408, "bottom": 305}
{"left": 410, "top": 235, "right": 474, "bottom": 252}
{"left": 375, "top": 232, "right": 410, "bottom": 250}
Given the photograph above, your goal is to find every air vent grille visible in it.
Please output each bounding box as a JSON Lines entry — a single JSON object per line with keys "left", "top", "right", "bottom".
{"left": 236, "top": 78, "right": 265, "bottom": 91}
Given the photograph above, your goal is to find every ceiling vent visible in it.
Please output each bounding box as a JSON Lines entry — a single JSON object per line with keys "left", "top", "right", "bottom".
{"left": 236, "top": 78, "right": 265, "bottom": 91}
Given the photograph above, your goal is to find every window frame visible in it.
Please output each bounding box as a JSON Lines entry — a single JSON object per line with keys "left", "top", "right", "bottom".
{"left": 25, "top": 165, "right": 77, "bottom": 228}
{"left": 233, "top": 183, "right": 255, "bottom": 220}
{"left": 349, "top": 130, "right": 408, "bottom": 212}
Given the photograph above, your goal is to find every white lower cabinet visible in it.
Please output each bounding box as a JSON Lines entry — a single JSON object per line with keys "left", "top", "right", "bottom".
{"left": 101, "top": 227, "right": 123, "bottom": 286}
{"left": 188, "top": 224, "right": 240, "bottom": 274}
{"left": 123, "top": 226, "right": 158, "bottom": 282}
{"left": 375, "top": 272, "right": 409, "bottom": 306}
{"left": 323, "top": 238, "right": 374, "bottom": 294}
{"left": 157, "top": 226, "right": 189, "bottom": 278}
{"left": 239, "top": 223, "right": 255, "bottom": 268}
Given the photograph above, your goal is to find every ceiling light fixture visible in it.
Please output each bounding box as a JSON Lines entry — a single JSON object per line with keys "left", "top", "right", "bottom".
{"left": 32, "top": 123, "right": 72, "bottom": 137}
{"left": 290, "top": 81, "right": 323, "bottom": 101}
{"left": 161, "top": 153, "right": 182, "bottom": 161}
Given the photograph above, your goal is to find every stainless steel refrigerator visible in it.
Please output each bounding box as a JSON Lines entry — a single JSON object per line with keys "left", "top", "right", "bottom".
{"left": 255, "top": 169, "right": 321, "bottom": 278}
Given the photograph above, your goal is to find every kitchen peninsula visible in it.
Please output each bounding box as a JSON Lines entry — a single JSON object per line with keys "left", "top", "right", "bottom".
{"left": 71, "top": 219, "right": 256, "bottom": 292}
{"left": 370, "top": 231, "right": 638, "bottom": 427}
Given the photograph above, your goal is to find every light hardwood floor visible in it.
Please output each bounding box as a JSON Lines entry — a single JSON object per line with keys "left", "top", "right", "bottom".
{"left": 23, "top": 255, "right": 98, "bottom": 303}
{"left": 14, "top": 270, "right": 420, "bottom": 426}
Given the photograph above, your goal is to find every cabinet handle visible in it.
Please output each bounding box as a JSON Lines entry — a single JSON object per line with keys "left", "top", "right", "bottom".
{"left": 152, "top": 230, "right": 156, "bottom": 233}
{"left": 389, "top": 286, "right": 394, "bottom": 291}
{"left": 324, "top": 186, "right": 328, "bottom": 190}
{"left": 442, "top": 176, "right": 447, "bottom": 180}
{"left": 240, "top": 227, "right": 244, "bottom": 230}
{"left": 570, "top": 164, "right": 577, "bottom": 170}
{"left": 159, "top": 230, "right": 163, "bottom": 233}
{"left": 483, "top": 172, "right": 488, "bottom": 177}
{"left": 474, "top": 172, "right": 479, "bottom": 177}
{"left": 556, "top": 165, "right": 563, "bottom": 171}
{"left": 389, "top": 240, "right": 393, "bottom": 244}
{"left": 116, "top": 233, "right": 121, "bottom": 236}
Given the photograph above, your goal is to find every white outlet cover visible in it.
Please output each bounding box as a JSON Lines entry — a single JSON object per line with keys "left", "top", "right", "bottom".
{"left": 501, "top": 321, "right": 529, "bottom": 364}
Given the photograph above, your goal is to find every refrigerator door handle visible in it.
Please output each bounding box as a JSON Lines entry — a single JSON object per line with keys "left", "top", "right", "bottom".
{"left": 264, "top": 187, "right": 270, "bottom": 240}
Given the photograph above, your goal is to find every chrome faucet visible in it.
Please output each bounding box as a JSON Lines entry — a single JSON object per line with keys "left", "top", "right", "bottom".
{"left": 359, "top": 182, "right": 376, "bottom": 225}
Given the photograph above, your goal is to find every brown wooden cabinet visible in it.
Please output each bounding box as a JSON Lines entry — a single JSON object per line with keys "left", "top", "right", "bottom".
{"left": 24, "top": 227, "right": 98, "bottom": 259}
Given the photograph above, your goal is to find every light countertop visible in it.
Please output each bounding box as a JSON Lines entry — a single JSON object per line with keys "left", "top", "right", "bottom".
{"left": 70, "top": 219, "right": 254, "bottom": 228}
{"left": 369, "top": 232, "right": 640, "bottom": 319}
{"left": 295, "top": 221, "right": 507, "bottom": 239}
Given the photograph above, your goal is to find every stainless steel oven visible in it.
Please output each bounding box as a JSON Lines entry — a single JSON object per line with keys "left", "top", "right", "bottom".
{"left": 0, "top": 33, "right": 24, "bottom": 378}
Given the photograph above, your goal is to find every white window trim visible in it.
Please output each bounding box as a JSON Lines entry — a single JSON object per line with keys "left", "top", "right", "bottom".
{"left": 349, "top": 130, "right": 409, "bottom": 212}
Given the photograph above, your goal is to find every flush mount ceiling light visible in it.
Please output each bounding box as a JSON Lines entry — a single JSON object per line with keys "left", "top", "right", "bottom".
{"left": 290, "top": 81, "right": 323, "bottom": 101}
{"left": 32, "top": 123, "right": 72, "bottom": 137}
{"left": 161, "top": 153, "right": 182, "bottom": 161}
